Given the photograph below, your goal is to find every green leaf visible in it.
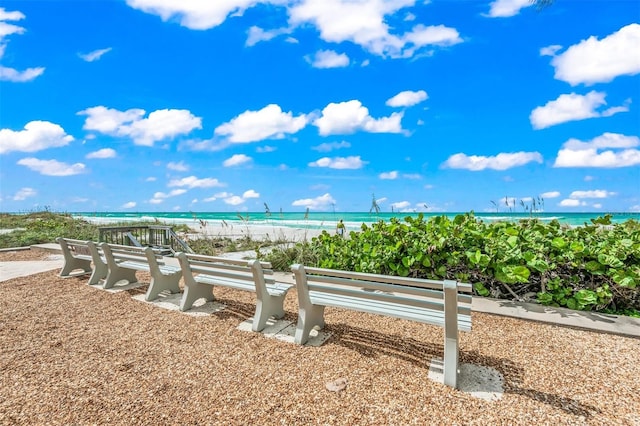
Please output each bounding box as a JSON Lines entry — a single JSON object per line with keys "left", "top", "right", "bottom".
{"left": 504, "top": 227, "right": 519, "bottom": 236}
{"left": 570, "top": 241, "right": 585, "bottom": 253}
{"left": 421, "top": 257, "right": 431, "bottom": 268}
{"left": 574, "top": 290, "right": 597, "bottom": 309}
{"left": 511, "top": 265, "right": 531, "bottom": 282}
{"left": 507, "top": 235, "right": 518, "bottom": 248}
{"left": 537, "top": 292, "right": 553, "bottom": 305}
{"left": 473, "top": 282, "right": 490, "bottom": 297}
{"left": 597, "top": 253, "right": 623, "bottom": 268}
{"left": 397, "top": 266, "right": 410, "bottom": 277}
{"left": 585, "top": 260, "right": 604, "bottom": 273}
{"left": 551, "top": 237, "right": 566, "bottom": 249}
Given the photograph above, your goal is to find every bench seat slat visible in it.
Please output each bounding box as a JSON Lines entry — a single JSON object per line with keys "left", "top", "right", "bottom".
{"left": 188, "top": 260, "right": 274, "bottom": 276}
{"left": 184, "top": 253, "right": 272, "bottom": 269}
{"left": 309, "top": 290, "right": 471, "bottom": 331}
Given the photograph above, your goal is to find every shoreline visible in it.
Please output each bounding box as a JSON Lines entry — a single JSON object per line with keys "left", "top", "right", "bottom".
{"left": 82, "top": 216, "right": 332, "bottom": 241}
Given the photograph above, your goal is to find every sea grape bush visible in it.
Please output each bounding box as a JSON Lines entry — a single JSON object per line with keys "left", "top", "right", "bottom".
{"left": 306, "top": 213, "right": 639, "bottom": 313}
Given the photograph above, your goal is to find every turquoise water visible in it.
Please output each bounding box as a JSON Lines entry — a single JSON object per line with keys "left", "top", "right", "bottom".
{"left": 73, "top": 211, "right": 640, "bottom": 230}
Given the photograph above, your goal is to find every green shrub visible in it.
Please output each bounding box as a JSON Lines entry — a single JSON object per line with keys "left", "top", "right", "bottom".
{"left": 267, "top": 213, "right": 639, "bottom": 314}
{"left": 0, "top": 212, "right": 99, "bottom": 248}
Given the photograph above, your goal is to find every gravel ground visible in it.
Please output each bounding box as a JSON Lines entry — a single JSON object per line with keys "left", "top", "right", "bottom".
{"left": 1, "top": 249, "right": 639, "bottom": 425}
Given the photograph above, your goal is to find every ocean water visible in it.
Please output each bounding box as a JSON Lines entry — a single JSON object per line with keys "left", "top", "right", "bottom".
{"left": 73, "top": 211, "right": 640, "bottom": 230}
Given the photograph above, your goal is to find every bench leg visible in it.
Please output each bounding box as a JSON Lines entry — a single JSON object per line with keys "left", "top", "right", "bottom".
{"left": 87, "top": 260, "right": 108, "bottom": 286}
{"left": 443, "top": 280, "right": 460, "bottom": 388}
{"left": 59, "top": 257, "right": 92, "bottom": 277}
{"left": 294, "top": 304, "right": 325, "bottom": 345}
{"left": 145, "top": 271, "right": 182, "bottom": 301}
{"left": 179, "top": 281, "right": 214, "bottom": 311}
{"left": 103, "top": 267, "right": 138, "bottom": 289}
{"left": 252, "top": 294, "right": 286, "bottom": 332}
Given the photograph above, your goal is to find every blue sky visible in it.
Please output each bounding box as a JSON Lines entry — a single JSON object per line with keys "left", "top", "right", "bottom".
{"left": 0, "top": 0, "right": 639, "bottom": 214}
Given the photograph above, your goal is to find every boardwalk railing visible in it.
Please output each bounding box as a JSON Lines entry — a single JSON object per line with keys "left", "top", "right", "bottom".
{"left": 98, "top": 225, "right": 192, "bottom": 255}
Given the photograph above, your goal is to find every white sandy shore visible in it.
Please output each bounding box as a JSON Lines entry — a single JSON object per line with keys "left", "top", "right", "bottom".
{"left": 81, "top": 216, "right": 335, "bottom": 241}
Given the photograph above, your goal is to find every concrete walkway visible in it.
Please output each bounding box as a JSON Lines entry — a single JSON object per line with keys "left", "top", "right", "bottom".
{"left": 2, "top": 243, "right": 637, "bottom": 338}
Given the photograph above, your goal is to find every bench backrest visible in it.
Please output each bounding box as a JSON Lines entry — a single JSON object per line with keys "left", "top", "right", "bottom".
{"left": 292, "top": 264, "right": 473, "bottom": 331}
{"left": 99, "top": 242, "right": 164, "bottom": 269}
{"left": 176, "top": 253, "right": 274, "bottom": 298}
{"left": 57, "top": 237, "right": 92, "bottom": 257}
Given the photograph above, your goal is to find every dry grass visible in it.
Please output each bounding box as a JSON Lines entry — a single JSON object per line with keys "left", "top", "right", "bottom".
{"left": 1, "top": 250, "right": 639, "bottom": 425}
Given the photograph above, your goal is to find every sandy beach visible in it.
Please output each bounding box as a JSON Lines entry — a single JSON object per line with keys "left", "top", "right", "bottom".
{"left": 1, "top": 247, "right": 639, "bottom": 425}
{"left": 81, "top": 216, "right": 331, "bottom": 243}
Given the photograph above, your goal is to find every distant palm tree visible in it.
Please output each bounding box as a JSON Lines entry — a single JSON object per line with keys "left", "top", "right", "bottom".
{"left": 370, "top": 193, "right": 380, "bottom": 215}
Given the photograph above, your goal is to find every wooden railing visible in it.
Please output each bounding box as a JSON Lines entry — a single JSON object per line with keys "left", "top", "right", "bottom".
{"left": 98, "top": 225, "right": 192, "bottom": 255}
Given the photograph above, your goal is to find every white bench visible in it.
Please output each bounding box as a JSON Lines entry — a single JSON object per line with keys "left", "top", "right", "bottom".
{"left": 175, "top": 252, "right": 293, "bottom": 332}
{"left": 291, "top": 264, "right": 473, "bottom": 388}
{"left": 100, "top": 243, "right": 182, "bottom": 301}
{"left": 56, "top": 237, "right": 107, "bottom": 285}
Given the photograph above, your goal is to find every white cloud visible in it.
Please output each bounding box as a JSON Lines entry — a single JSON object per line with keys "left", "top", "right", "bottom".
{"left": 391, "top": 201, "right": 411, "bottom": 210}
{"left": 379, "top": 171, "right": 398, "bottom": 180}
{"left": 314, "top": 100, "right": 403, "bottom": 135}
{"left": 224, "top": 195, "right": 245, "bottom": 206}
{"left": 288, "top": 0, "right": 461, "bottom": 58}
{"left": 540, "top": 191, "right": 561, "bottom": 199}
{"left": 442, "top": 151, "right": 543, "bottom": 171}
{"left": 386, "top": 90, "right": 428, "bottom": 107}
{"left": 554, "top": 133, "right": 640, "bottom": 168}
{"left": 592, "top": 203, "right": 602, "bottom": 209}
{"left": 291, "top": 192, "right": 336, "bottom": 210}
{"left": 0, "top": 121, "right": 74, "bottom": 154}
{"left": 246, "top": 26, "right": 291, "bottom": 46}
{"left": 550, "top": 23, "right": 640, "bottom": 85}
{"left": 569, "top": 190, "right": 616, "bottom": 199}
{"left": 311, "top": 141, "right": 351, "bottom": 152}
{"left": 215, "top": 104, "right": 307, "bottom": 143}
{"left": 168, "top": 176, "right": 225, "bottom": 188}
{"left": 630, "top": 205, "right": 640, "bottom": 212}
{"left": 12, "top": 187, "right": 36, "bottom": 201}
{"left": 125, "top": 1, "right": 461, "bottom": 59}
{"left": 243, "top": 189, "right": 260, "bottom": 198}
{"left": 484, "top": 0, "right": 532, "bottom": 18}
{"left": 307, "top": 49, "right": 350, "bottom": 68}
{"left": 86, "top": 148, "right": 116, "bottom": 159}
{"left": 540, "top": 44, "right": 562, "bottom": 57}
{"left": 79, "top": 106, "right": 202, "bottom": 146}
{"left": 0, "top": 66, "right": 45, "bottom": 82}
{"left": 0, "top": 8, "right": 46, "bottom": 83}
{"left": 124, "top": 0, "right": 266, "bottom": 30}
{"left": 530, "top": 91, "right": 628, "bottom": 129}
{"left": 559, "top": 199, "right": 585, "bottom": 207}
{"left": 122, "top": 201, "right": 137, "bottom": 209}
{"left": 223, "top": 154, "right": 252, "bottom": 167}
{"left": 167, "top": 161, "right": 189, "bottom": 171}
{"left": 308, "top": 156, "right": 367, "bottom": 169}
{"left": 17, "top": 158, "right": 86, "bottom": 176}
{"left": 78, "top": 47, "right": 112, "bottom": 62}
{"left": 149, "top": 189, "right": 187, "bottom": 204}
{"left": 0, "top": 8, "right": 26, "bottom": 40}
